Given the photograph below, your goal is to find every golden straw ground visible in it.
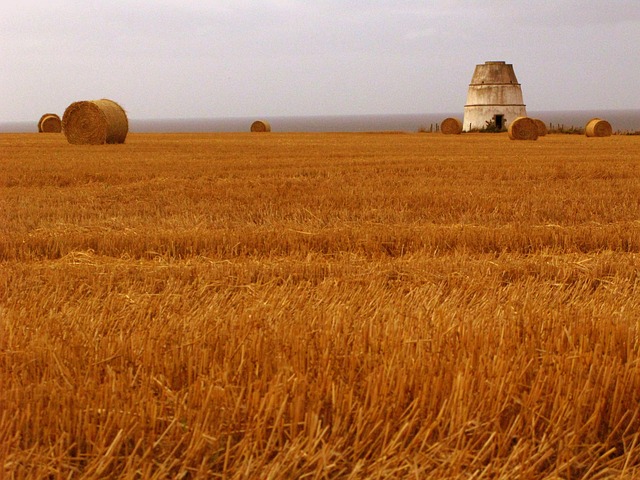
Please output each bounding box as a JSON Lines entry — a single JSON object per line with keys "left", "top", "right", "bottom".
{"left": 62, "top": 99, "right": 128, "bottom": 144}
{"left": 2, "top": 133, "right": 640, "bottom": 478}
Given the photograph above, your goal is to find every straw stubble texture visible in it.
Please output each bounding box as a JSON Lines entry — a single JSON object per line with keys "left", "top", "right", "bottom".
{"left": 62, "top": 99, "right": 128, "bottom": 144}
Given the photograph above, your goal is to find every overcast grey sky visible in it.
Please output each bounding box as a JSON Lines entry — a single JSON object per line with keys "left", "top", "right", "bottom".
{"left": 2, "top": 0, "right": 639, "bottom": 122}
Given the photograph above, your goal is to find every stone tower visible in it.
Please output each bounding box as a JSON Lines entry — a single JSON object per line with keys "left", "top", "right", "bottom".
{"left": 462, "top": 61, "right": 527, "bottom": 132}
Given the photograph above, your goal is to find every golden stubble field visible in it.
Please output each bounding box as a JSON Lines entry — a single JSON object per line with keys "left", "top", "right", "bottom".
{"left": 1, "top": 131, "right": 640, "bottom": 479}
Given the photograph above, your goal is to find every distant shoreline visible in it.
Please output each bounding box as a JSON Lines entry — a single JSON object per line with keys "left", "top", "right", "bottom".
{"left": 2, "top": 109, "right": 639, "bottom": 133}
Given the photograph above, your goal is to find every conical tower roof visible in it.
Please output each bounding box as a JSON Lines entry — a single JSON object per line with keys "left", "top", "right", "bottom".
{"left": 462, "top": 61, "right": 527, "bottom": 132}
{"left": 469, "top": 61, "right": 519, "bottom": 85}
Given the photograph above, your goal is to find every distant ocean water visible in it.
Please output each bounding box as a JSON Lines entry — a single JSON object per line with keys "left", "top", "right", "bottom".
{"left": 131, "top": 110, "right": 640, "bottom": 133}
{"left": 2, "top": 110, "right": 639, "bottom": 134}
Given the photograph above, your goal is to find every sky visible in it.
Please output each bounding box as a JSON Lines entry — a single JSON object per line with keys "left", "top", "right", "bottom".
{"left": 2, "top": 0, "right": 640, "bottom": 122}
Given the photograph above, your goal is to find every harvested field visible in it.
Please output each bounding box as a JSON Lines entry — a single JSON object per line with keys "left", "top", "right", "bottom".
{"left": 1, "top": 131, "right": 640, "bottom": 478}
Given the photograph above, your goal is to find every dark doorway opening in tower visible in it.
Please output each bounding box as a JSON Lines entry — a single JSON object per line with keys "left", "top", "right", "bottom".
{"left": 495, "top": 115, "right": 504, "bottom": 130}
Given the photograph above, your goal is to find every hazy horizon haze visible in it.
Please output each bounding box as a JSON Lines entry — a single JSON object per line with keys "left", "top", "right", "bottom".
{"left": 3, "top": 1, "right": 639, "bottom": 123}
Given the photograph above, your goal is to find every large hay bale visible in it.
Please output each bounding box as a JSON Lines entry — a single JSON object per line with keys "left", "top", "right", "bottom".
{"left": 250, "top": 120, "right": 271, "bottom": 133}
{"left": 508, "top": 116, "right": 538, "bottom": 140}
{"left": 585, "top": 118, "right": 612, "bottom": 137}
{"left": 440, "top": 117, "right": 463, "bottom": 135}
{"left": 38, "top": 113, "right": 62, "bottom": 133}
{"left": 532, "top": 118, "right": 547, "bottom": 137}
{"left": 62, "top": 99, "right": 128, "bottom": 144}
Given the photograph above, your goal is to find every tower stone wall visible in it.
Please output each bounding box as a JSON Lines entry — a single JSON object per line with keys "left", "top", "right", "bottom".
{"left": 462, "top": 61, "right": 527, "bottom": 132}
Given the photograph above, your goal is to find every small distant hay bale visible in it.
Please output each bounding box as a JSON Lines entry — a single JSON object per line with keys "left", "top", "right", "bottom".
{"left": 250, "top": 120, "right": 271, "bottom": 132}
{"left": 508, "top": 116, "right": 538, "bottom": 140}
{"left": 440, "top": 117, "right": 463, "bottom": 135}
{"left": 585, "top": 118, "right": 612, "bottom": 137}
{"left": 532, "top": 118, "right": 547, "bottom": 137}
{"left": 62, "top": 99, "right": 128, "bottom": 144}
{"left": 38, "top": 113, "right": 62, "bottom": 133}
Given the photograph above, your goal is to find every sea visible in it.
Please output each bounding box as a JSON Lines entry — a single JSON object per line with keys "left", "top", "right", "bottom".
{"left": 2, "top": 109, "right": 640, "bottom": 134}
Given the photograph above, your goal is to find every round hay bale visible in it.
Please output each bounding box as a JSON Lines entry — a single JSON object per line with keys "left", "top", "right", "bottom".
{"left": 250, "top": 120, "right": 271, "bottom": 133}
{"left": 532, "top": 118, "right": 547, "bottom": 137}
{"left": 38, "top": 113, "right": 62, "bottom": 133}
{"left": 62, "top": 99, "right": 128, "bottom": 144}
{"left": 440, "top": 117, "right": 463, "bottom": 135}
{"left": 585, "top": 118, "right": 612, "bottom": 137}
{"left": 508, "top": 116, "right": 538, "bottom": 141}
